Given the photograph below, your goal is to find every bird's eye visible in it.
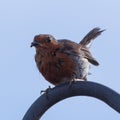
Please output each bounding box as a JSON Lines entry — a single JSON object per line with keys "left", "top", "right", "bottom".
{"left": 46, "top": 37, "right": 51, "bottom": 43}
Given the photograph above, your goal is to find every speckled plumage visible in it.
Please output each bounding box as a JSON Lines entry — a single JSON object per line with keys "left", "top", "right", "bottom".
{"left": 31, "top": 27, "right": 104, "bottom": 85}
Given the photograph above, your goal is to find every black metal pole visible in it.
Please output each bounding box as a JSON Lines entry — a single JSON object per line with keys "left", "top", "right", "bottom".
{"left": 22, "top": 81, "right": 120, "bottom": 120}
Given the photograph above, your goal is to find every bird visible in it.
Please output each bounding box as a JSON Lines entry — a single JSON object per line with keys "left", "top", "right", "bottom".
{"left": 31, "top": 27, "right": 104, "bottom": 86}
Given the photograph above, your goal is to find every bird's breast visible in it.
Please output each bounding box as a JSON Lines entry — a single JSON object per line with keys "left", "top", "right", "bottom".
{"left": 36, "top": 51, "right": 76, "bottom": 85}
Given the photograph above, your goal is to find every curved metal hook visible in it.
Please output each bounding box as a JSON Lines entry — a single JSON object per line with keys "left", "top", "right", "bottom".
{"left": 23, "top": 81, "right": 120, "bottom": 120}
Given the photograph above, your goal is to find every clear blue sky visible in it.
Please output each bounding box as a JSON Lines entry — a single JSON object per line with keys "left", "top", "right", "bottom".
{"left": 0, "top": 0, "right": 120, "bottom": 119}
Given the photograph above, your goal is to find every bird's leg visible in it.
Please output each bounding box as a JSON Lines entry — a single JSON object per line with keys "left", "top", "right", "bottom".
{"left": 40, "top": 86, "right": 51, "bottom": 94}
{"left": 69, "top": 77, "right": 87, "bottom": 88}
{"left": 83, "top": 76, "right": 87, "bottom": 81}
{"left": 68, "top": 79, "right": 76, "bottom": 88}
{"left": 40, "top": 86, "right": 51, "bottom": 100}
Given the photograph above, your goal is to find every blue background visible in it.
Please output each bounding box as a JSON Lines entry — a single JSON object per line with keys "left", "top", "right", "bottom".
{"left": 0, "top": 0, "right": 120, "bottom": 119}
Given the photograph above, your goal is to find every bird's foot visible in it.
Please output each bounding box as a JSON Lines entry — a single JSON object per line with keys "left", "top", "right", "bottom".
{"left": 40, "top": 86, "right": 51, "bottom": 100}
{"left": 40, "top": 86, "right": 51, "bottom": 94}
{"left": 69, "top": 78, "right": 86, "bottom": 87}
{"left": 68, "top": 79, "right": 76, "bottom": 88}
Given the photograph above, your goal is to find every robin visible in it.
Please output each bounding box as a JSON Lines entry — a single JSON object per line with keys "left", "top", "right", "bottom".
{"left": 31, "top": 27, "right": 104, "bottom": 85}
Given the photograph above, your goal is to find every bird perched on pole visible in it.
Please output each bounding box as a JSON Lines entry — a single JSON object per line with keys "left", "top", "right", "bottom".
{"left": 31, "top": 27, "right": 104, "bottom": 85}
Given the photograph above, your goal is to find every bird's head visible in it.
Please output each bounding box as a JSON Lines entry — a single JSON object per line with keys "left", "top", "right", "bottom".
{"left": 31, "top": 34, "right": 58, "bottom": 50}
{"left": 31, "top": 34, "right": 60, "bottom": 57}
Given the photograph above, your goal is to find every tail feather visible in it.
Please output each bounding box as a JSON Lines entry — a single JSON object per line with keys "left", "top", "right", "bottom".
{"left": 79, "top": 27, "right": 105, "bottom": 47}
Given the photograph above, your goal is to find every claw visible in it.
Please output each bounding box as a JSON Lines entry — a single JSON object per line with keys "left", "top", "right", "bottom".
{"left": 40, "top": 86, "right": 51, "bottom": 94}
{"left": 40, "top": 86, "right": 51, "bottom": 100}
{"left": 69, "top": 78, "right": 86, "bottom": 88}
{"left": 68, "top": 79, "right": 76, "bottom": 88}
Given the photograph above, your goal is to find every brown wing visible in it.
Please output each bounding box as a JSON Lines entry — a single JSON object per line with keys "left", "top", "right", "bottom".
{"left": 58, "top": 39, "right": 99, "bottom": 66}
{"left": 81, "top": 47, "right": 99, "bottom": 66}
{"left": 57, "top": 39, "right": 80, "bottom": 55}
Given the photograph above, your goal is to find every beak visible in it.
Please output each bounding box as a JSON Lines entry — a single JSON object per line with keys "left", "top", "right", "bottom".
{"left": 31, "top": 41, "right": 40, "bottom": 47}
